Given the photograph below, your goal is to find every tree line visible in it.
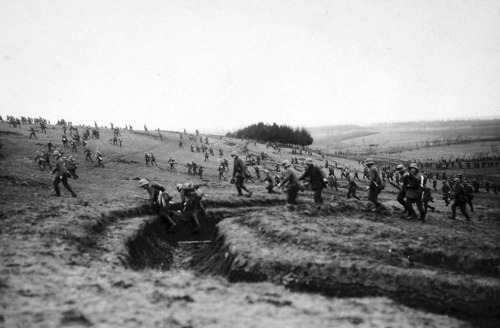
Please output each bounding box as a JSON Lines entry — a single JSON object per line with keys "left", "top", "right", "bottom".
{"left": 226, "top": 122, "right": 314, "bottom": 146}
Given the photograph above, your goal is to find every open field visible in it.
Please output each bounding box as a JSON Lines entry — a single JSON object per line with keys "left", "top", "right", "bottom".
{"left": 1, "top": 122, "right": 499, "bottom": 327}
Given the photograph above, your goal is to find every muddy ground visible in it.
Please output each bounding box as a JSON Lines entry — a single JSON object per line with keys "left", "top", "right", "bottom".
{"left": 1, "top": 123, "right": 499, "bottom": 327}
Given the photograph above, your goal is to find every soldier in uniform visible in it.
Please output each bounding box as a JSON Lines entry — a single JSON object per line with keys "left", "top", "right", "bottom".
{"left": 150, "top": 153, "right": 157, "bottom": 166}
{"left": 84, "top": 146, "right": 93, "bottom": 162}
{"left": 365, "top": 158, "right": 383, "bottom": 212}
{"left": 441, "top": 180, "right": 451, "bottom": 206}
{"left": 186, "top": 161, "right": 193, "bottom": 175}
{"left": 144, "top": 152, "right": 150, "bottom": 166}
{"left": 96, "top": 151, "right": 104, "bottom": 167}
{"left": 253, "top": 166, "right": 261, "bottom": 179}
{"left": 261, "top": 169, "right": 276, "bottom": 193}
{"left": 176, "top": 182, "right": 206, "bottom": 233}
{"left": 463, "top": 180, "right": 474, "bottom": 212}
{"left": 66, "top": 156, "right": 79, "bottom": 179}
{"left": 70, "top": 139, "right": 78, "bottom": 153}
{"left": 485, "top": 181, "right": 490, "bottom": 193}
{"left": 139, "top": 179, "right": 176, "bottom": 231}
{"left": 62, "top": 135, "right": 69, "bottom": 148}
{"left": 299, "top": 158, "right": 326, "bottom": 203}
{"left": 395, "top": 164, "right": 409, "bottom": 214}
{"left": 118, "top": 136, "right": 123, "bottom": 147}
{"left": 346, "top": 169, "right": 359, "bottom": 200}
{"left": 218, "top": 165, "right": 227, "bottom": 180}
{"left": 449, "top": 178, "right": 471, "bottom": 221}
{"left": 405, "top": 163, "right": 426, "bottom": 221}
{"left": 168, "top": 157, "right": 176, "bottom": 170}
{"left": 47, "top": 140, "right": 53, "bottom": 152}
{"left": 29, "top": 127, "right": 37, "bottom": 139}
{"left": 50, "top": 151, "right": 77, "bottom": 197}
{"left": 278, "top": 161, "right": 300, "bottom": 204}
{"left": 198, "top": 165, "right": 204, "bottom": 178}
{"left": 231, "top": 151, "right": 253, "bottom": 197}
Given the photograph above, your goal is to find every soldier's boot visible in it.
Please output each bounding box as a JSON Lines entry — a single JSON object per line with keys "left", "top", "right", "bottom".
{"left": 420, "top": 212, "right": 426, "bottom": 222}
{"left": 448, "top": 212, "right": 457, "bottom": 220}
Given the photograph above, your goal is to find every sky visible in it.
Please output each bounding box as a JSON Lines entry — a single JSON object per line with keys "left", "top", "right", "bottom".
{"left": 1, "top": 0, "right": 499, "bottom": 134}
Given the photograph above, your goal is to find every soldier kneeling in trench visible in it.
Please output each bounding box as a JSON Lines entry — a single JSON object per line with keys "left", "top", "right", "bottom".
{"left": 139, "top": 179, "right": 176, "bottom": 231}
{"left": 176, "top": 182, "right": 207, "bottom": 233}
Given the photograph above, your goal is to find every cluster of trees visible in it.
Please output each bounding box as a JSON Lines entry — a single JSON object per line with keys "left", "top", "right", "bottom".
{"left": 226, "top": 122, "right": 313, "bottom": 146}
{"left": 5, "top": 116, "right": 48, "bottom": 124}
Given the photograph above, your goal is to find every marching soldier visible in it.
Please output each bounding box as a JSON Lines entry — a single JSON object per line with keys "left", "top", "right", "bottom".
{"left": 463, "top": 180, "right": 474, "bottom": 212}
{"left": 47, "top": 140, "right": 53, "bottom": 152}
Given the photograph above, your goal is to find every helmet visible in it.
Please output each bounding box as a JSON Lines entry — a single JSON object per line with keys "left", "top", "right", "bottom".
{"left": 409, "top": 163, "right": 419, "bottom": 170}
{"left": 305, "top": 158, "right": 314, "bottom": 164}
{"left": 454, "top": 178, "right": 461, "bottom": 182}
{"left": 53, "top": 151, "right": 61, "bottom": 157}
{"left": 365, "top": 158, "right": 374, "bottom": 165}
{"left": 176, "top": 183, "right": 183, "bottom": 191}
{"left": 230, "top": 151, "right": 238, "bottom": 157}
{"left": 396, "top": 164, "right": 405, "bottom": 171}
{"left": 264, "top": 169, "right": 269, "bottom": 174}
{"left": 139, "top": 178, "right": 149, "bottom": 187}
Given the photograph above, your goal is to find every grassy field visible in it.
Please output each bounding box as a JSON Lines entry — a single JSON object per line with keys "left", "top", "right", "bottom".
{"left": 1, "top": 121, "right": 499, "bottom": 327}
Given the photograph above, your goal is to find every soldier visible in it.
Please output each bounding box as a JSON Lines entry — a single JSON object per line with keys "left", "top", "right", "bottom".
{"left": 47, "top": 140, "right": 53, "bottom": 152}
{"left": 198, "top": 165, "right": 204, "bottom": 178}
{"left": 144, "top": 152, "right": 150, "bottom": 166}
{"left": 346, "top": 170, "right": 359, "bottom": 200}
{"left": 118, "top": 136, "right": 122, "bottom": 147}
{"left": 442, "top": 180, "right": 451, "bottom": 206}
{"left": 63, "top": 125, "right": 67, "bottom": 135}
{"left": 66, "top": 156, "right": 79, "bottom": 179}
{"left": 204, "top": 151, "right": 210, "bottom": 162}
{"left": 191, "top": 144, "right": 194, "bottom": 152}
{"left": 168, "top": 157, "right": 176, "bottom": 170}
{"left": 62, "top": 135, "right": 69, "bottom": 148}
{"left": 96, "top": 151, "right": 104, "bottom": 168}
{"left": 178, "top": 139, "right": 184, "bottom": 148}
{"left": 328, "top": 166, "right": 336, "bottom": 177}
{"left": 186, "top": 161, "right": 193, "bottom": 175}
{"left": 405, "top": 163, "right": 425, "bottom": 222}
{"left": 261, "top": 169, "right": 276, "bottom": 193}
{"left": 84, "top": 146, "right": 93, "bottom": 162}
{"left": 231, "top": 151, "right": 253, "bottom": 197}
{"left": 395, "top": 164, "right": 409, "bottom": 214}
{"left": 422, "top": 186, "right": 435, "bottom": 213}
{"left": 50, "top": 151, "right": 77, "bottom": 197}
{"left": 150, "top": 153, "right": 157, "bottom": 166}
{"left": 218, "top": 164, "right": 227, "bottom": 180}
{"left": 113, "top": 135, "right": 118, "bottom": 146}
{"left": 363, "top": 166, "right": 370, "bottom": 180}
{"left": 176, "top": 182, "right": 206, "bottom": 233}
{"left": 449, "top": 178, "right": 471, "bottom": 221}
{"left": 34, "top": 151, "right": 46, "bottom": 170}
{"left": 29, "top": 127, "right": 37, "bottom": 139}
{"left": 432, "top": 178, "right": 438, "bottom": 191}
{"left": 192, "top": 161, "right": 198, "bottom": 175}
{"left": 277, "top": 160, "right": 300, "bottom": 204}
{"left": 299, "top": 158, "right": 326, "bottom": 204}
{"left": 354, "top": 170, "right": 361, "bottom": 182}
{"left": 472, "top": 179, "right": 480, "bottom": 193}
{"left": 253, "top": 166, "right": 261, "bottom": 179}
{"left": 485, "top": 181, "right": 490, "bottom": 193}
{"left": 40, "top": 122, "right": 46, "bottom": 133}
{"left": 365, "top": 158, "right": 384, "bottom": 212}
{"left": 463, "top": 180, "right": 474, "bottom": 212}
{"left": 139, "top": 179, "right": 176, "bottom": 231}
{"left": 70, "top": 139, "right": 78, "bottom": 153}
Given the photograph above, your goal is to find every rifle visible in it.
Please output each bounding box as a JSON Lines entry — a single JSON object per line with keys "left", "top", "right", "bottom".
{"left": 388, "top": 181, "right": 401, "bottom": 190}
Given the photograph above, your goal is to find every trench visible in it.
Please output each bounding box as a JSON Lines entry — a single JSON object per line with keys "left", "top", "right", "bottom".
{"left": 123, "top": 200, "right": 500, "bottom": 328}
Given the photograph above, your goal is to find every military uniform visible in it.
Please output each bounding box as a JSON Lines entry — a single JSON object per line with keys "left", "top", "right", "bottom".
{"left": 51, "top": 153, "right": 76, "bottom": 197}
{"left": 278, "top": 162, "right": 300, "bottom": 204}
{"left": 299, "top": 159, "right": 325, "bottom": 203}
{"left": 232, "top": 152, "right": 252, "bottom": 197}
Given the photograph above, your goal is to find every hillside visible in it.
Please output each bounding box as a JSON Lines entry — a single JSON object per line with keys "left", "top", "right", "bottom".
{"left": 0, "top": 121, "right": 499, "bottom": 327}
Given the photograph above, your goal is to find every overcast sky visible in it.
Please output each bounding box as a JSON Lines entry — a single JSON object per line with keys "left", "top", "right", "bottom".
{"left": 1, "top": 0, "right": 499, "bottom": 133}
